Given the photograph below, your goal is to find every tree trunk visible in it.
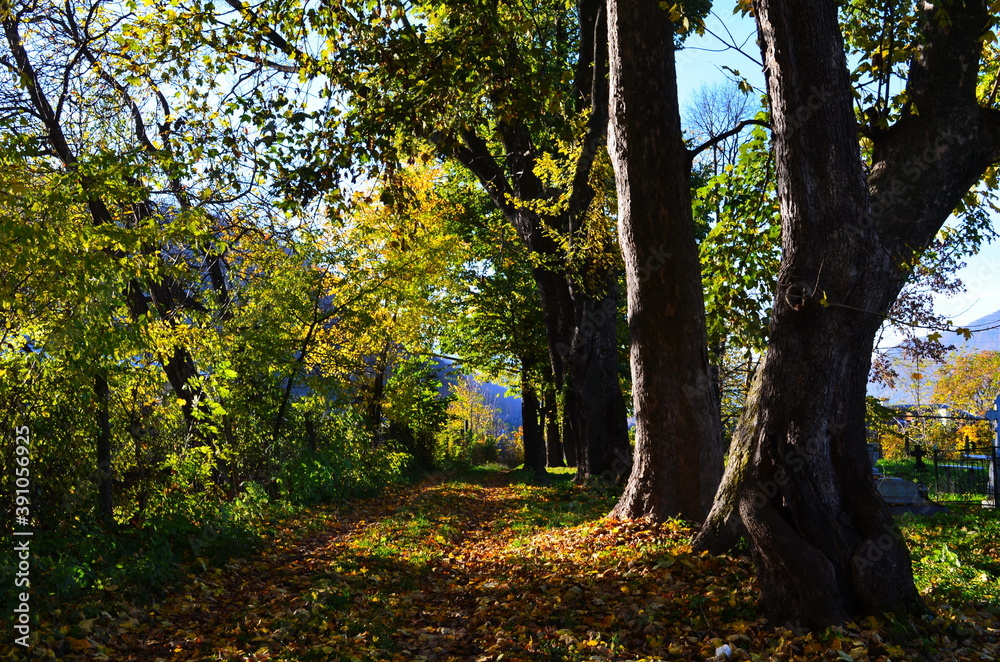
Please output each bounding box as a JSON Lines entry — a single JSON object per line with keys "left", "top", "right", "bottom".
{"left": 695, "top": 0, "right": 1000, "bottom": 563}
{"left": 520, "top": 364, "right": 549, "bottom": 482}
{"left": 366, "top": 342, "right": 391, "bottom": 446}
{"left": 733, "top": 0, "right": 919, "bottom": 627}
{"left": 605, "top": 0, "right": 724, "bottom": 520}
{"left": 160, "top": 344, "right": 208, "bottom": 444}
{"left": 447, "top": 151, "right": 630, "bottom": 481}
{"left": 444, "top": 0, "right": 630, "bottom": 484}
{"left": 688, "top": 0, "right": 1000, "bottom": 628}
{"left": 95, "top": 373, "right": 113, "bottom": 523}
{"left": 562, "top": 395, "right": 578, "bottom": 467}
{"left": 564, "top": 284, "right": 632, "bottom": 483}
{"left": 543, "top": 387, "right": 565, "bottom": 467}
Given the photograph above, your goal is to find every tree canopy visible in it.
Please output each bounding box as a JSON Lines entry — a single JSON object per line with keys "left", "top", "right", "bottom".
{"left": 3, "top": 0, "right": 1000, "bottom": 636}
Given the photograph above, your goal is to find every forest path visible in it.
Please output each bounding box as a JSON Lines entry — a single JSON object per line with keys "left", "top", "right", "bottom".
{"left": 49, "top": 467, "right": 725, "bottom": 661}
{"left": 34, "top": 467, "right": 989, "bottom": 661}
{"left": 116, "top": 469, "right": 546, "bottom": 661}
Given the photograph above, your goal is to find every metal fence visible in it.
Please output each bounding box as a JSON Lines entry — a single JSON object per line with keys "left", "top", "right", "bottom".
{"left": 933, "top": 445, "right": 998, "bottom": 505}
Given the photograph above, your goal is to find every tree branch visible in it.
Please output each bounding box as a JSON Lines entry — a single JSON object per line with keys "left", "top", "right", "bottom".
{"left": 870, "top": 0, "right": 1000, "bottom": 262}
{"left": 688, "top": 118, "right": 769, "bottom": 163}
{"left": 2, "top": 16, "right": 76, "bottom": 165}
{"left": 435, "top": 128, "right": 515, "bottom": 216}
{"left": 221, "top": 0, "right": 308, "bottom": 65}
{"left": 565, "top": 0, "right": 610, "bottom": 228}
{"left": 228, "top": 50, "right": 299, "bottom": 74}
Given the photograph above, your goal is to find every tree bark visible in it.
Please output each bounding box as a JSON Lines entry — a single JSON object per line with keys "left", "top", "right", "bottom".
{"left": 543, "top": 386, "right": 565, "bottom": 467}
{"left": 605, "top": 0, "right": 724, "bottom": 520}
{"left": 695, "top": 0, "right": 1000, "bottom": 627}
{"left": 562, "top": 394, "right": 579, "bottom": 467}
{"left": 520, "top": 364, "right": 549, "bottom": 482}
{"left": 710, "top": 0, "right": 915, "bottom": 627}
{"left": 558, "top": 280, "right": 631, "bottom": 483}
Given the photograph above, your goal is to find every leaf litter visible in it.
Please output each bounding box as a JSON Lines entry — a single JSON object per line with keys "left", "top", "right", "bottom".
{"left": 17, "top": 469, "right": 1000, "bottom": 661}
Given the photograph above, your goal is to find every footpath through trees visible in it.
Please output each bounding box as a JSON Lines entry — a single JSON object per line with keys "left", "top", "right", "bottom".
{"left": 19, "top": 469, "right": 1000, "bottom": 661}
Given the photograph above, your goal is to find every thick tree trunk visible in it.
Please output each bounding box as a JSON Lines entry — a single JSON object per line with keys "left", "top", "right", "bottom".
{"left": 695, "top": 0, "right": 1000, "bottom": 561}
{"left": 734, "top": 0, "right": 919, "bottom": 627}
{"left": 605, "top": 0, "right": 723, "bottom": 520}
{"left": 543, "top": 387, "right": 565, "bottom": 467}
{"left": 733, "top": 288, "right": 923, "bottom": 626}
{"left": 520, "top": 366, "right": 548, "bottom": 482}
{"left": 690, "top": 0, "right": 1000, "bottom": 627}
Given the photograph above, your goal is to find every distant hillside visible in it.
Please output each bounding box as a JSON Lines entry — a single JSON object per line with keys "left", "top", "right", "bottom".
{"left": 941, "top": 309, "right": 1000, "bottom": 352}
{"left": 479, "top": 381, "right": 523, "bottom": 429}
{"left": 869, "top": 308, "right": 1000, "bottom": 404}
{"left": 433, "top": 358, "right": 523, "bottom": 430}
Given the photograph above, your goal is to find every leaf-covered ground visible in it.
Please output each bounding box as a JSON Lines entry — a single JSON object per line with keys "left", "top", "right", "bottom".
{"left": 17, "top": 468, "right": 1000, "bottom": 661}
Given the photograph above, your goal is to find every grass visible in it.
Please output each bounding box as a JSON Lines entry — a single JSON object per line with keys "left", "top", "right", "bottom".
{"left": 877, "top": 456, "right": 995, "bottom": 502}
{"left": 877, "top": 457, "right": 936, "bottom": 485}
{"left": 898, "top": 505, "right": 1000, "bottom": 605}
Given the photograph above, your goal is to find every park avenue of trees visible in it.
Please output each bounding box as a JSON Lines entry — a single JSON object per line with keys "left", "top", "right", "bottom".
{"left": 2, "top": 0, "right": 999, "bottom": 635}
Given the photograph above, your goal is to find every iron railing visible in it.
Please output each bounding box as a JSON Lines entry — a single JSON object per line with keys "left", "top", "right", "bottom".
{"left": 933, "top": 445, "right": 998, "bottom": 505}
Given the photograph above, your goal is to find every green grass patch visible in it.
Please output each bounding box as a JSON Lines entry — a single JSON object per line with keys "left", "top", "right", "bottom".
{"left": 899, "top": 506, "right": 1000, "bottom": 607}
{"left": 877, "top": 457, "right": 935, "bottom": 484}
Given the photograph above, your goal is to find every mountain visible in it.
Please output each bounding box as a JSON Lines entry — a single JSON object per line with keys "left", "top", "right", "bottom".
{"left": 940, "top": 309, "right": 1000, "bottom": 352}
{"left": 869, "top": 308, "right": 1000, "bottom": 404}
{"left": 433, "top": 358, "right": 523, "bottom": 430}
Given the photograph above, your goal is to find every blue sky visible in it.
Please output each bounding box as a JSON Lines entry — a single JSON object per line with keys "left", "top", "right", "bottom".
{"left": 933, "top": 242, "right": 1000, "bottom": 327}
{"left": 676, "top": 10, "right": 763, "bottom": 107}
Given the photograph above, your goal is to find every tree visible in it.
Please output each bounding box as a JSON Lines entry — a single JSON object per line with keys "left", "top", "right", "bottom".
{"left": 438, "top": 376, "right": 510, "bottom": 466}
{"left": 0, "top": 0, "right": 240, "bottom": 448}
{"left": 606, "top": 0, "right": 722, "bottom": 520}
{"left": 934, "top": 350, "right": 1000, "bottom": 416}
{"left": 696, "top": 0, "right": 1000, "bottom": 627}
{"left": 149, "top": 0, "right": 633, "bottom": 481}
{"left": 438, "top": 172, "right": 557, "bottom": 480}
{"left": 688, "top": 84, "right": 755, "bottom": 160}
{"left": 694, "top": 122, "right": 779, "bottom": 442}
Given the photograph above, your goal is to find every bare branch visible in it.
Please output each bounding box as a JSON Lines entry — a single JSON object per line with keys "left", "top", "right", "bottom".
{"left": 688, "top": 118, "right": 769, "bottom": 162}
